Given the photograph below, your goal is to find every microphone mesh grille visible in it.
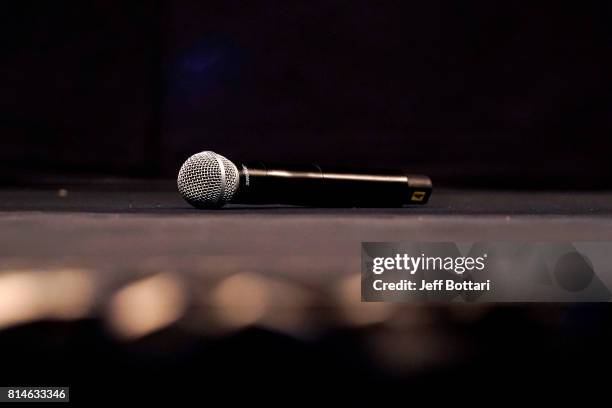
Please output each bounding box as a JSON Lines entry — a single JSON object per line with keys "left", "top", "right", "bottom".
{"left": 177, "top": 151, "right": 239, "bottom": 208}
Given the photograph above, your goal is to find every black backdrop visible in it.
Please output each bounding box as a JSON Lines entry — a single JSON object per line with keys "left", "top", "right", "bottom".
{"left": 2, "top": 1, "right": 612, "bottom": 188}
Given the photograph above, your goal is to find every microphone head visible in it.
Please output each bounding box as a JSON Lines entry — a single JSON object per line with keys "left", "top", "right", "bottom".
{"left": 177, "top": 151, "right": 240, "bottom": 208}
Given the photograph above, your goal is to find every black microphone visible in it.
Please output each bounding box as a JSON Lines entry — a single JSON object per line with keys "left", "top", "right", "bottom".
{"left": 177, "top": 151, "right": 432, "bottom": 208}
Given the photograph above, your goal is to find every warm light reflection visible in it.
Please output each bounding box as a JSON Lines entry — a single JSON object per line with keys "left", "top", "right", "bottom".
{"left": 337, "top": 274, "right": 393, "bottom": 326}
{"left": 212, "top": 272, "right": 269, "bottom": 328}
{"left": 107, "top": 273, "right": 186, "bottom": 340}
{"left": 0, "top": 273, "right": 44, "bottom": 329}
{"left": 46, "top": 269, "right": 95, "bottom": 319}
{"left": 0, "top": 268, "right": 95, "bottom": 329}
{"left": 259, "top": 279, "right": 312, "bottom": 335}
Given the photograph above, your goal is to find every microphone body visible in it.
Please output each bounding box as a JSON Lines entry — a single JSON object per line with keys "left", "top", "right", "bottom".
{"left": 177, "top": 151, "right": 432, "bottom": 208}
{"left": 233, "top": 162, "right": 432, "bottom": 207}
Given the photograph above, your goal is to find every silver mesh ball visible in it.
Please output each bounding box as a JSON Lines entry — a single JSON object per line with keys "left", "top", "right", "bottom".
{"left": 177, "top": 151, "right": 240, "bottom": 208}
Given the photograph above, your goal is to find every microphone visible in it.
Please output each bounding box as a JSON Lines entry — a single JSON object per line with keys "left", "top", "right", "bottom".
{"left": 177, "top": 151, "right": 432, "bottom": 208}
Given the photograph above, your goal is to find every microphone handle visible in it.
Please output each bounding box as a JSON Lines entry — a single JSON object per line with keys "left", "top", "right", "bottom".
{"left": 231, "top": 162, "right": 432, "bottom": 207}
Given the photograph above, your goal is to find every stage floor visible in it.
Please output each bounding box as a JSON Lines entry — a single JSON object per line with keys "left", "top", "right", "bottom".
{"left": 1, "top": 184, "right": 611, "bottom": 293}
{"left": 2, "top": 187, "right": 612, "bottom": 267}
{"left": 3, "top": 183, "right": 612, "bottom": 216}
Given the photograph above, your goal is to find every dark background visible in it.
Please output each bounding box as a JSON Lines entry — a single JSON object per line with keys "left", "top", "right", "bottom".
{"left": 2, "top": 0, "right": 612, "bottom": 188}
